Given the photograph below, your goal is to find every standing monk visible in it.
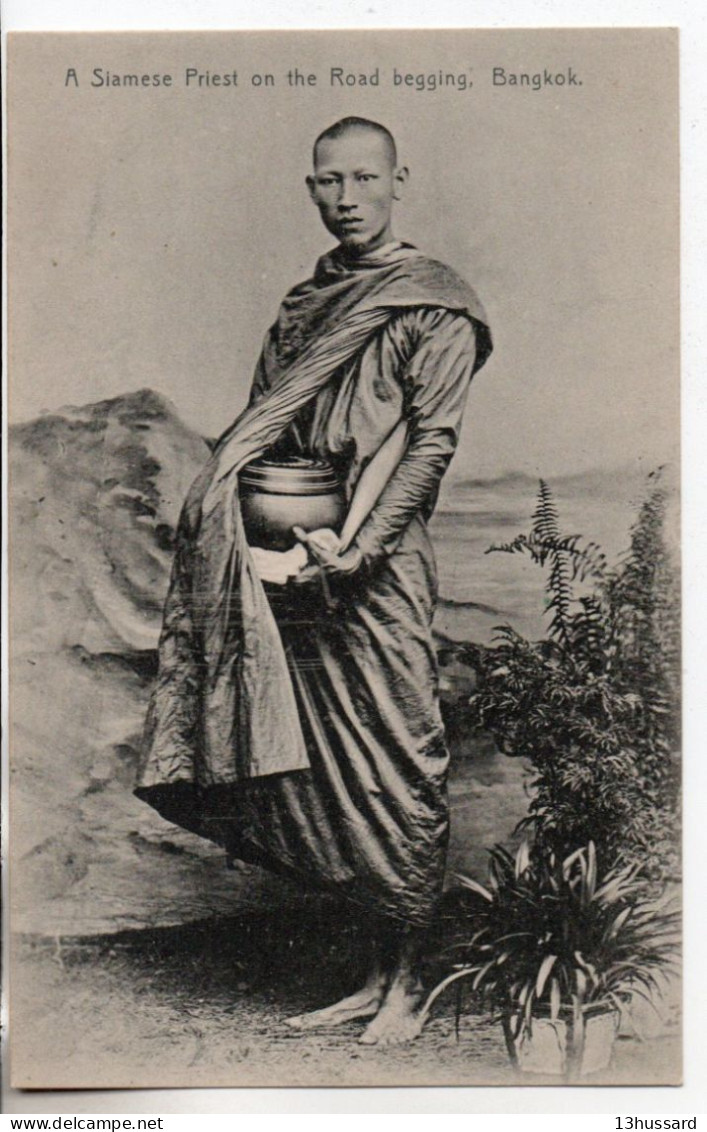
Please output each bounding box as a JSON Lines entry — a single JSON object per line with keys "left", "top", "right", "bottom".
{"left": 135, "top": 116, "right": 492, "bottom": 1046}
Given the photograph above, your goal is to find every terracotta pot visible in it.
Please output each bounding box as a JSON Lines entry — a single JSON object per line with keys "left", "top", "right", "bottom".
{"left": 239, "top": 457, "right": 345, "bottom": 551}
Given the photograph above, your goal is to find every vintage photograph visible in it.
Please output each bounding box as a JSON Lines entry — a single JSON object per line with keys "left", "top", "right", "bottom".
{"left": 7, "top": 28, "right": 680, "bottom": 1089}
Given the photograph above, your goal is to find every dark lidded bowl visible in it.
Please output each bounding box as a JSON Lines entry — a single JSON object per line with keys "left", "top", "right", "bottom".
{"left": 239, "top": 456, "right": 345, "bottom": 551}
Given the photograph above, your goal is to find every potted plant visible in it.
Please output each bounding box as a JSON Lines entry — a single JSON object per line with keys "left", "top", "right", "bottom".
{"left": 423, "top": 841, "right": 680, "bottom": 1080}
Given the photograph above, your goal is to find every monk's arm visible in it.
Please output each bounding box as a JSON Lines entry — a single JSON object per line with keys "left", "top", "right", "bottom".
{"left": 353, "top": 307, "right": 478, "bottom": 567}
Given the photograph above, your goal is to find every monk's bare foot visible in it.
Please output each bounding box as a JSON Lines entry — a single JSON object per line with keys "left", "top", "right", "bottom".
{"left": 358, "top": 977, "right": 425, "bottom": 1047}
{"left": 285, "top": 972, "right": 387, "bottom": 1032}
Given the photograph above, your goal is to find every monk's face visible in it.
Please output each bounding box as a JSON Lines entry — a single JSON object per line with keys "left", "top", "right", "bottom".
{"left": 307, "top": 128, "right": 407, "bottom": 254}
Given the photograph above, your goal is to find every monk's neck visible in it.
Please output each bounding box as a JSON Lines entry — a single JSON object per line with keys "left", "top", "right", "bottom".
{"left": 336, "top": 238, "right": 403, "bottom": 265}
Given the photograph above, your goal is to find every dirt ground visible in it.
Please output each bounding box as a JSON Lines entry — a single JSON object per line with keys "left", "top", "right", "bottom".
{"left": 11, "top": 895, "right": 681, "bottom": 1092}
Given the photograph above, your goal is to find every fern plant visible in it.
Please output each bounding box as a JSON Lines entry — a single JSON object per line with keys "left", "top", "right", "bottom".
{"left": 465, "top": 473, "right": 680, "bottom": 878}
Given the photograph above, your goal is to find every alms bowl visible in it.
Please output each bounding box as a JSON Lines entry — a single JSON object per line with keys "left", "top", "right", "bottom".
{"left": 239, "top": 456, "right": 345, "bottom": 550}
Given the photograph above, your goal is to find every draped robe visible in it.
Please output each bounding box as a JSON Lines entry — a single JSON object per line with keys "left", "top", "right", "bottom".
{"left": 135, "top": 240, "right": 492, "bottom": 925}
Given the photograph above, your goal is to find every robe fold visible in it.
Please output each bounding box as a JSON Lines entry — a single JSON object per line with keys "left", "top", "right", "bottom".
{"left": 135, "top": 240, "right": 492, "bottom": 925}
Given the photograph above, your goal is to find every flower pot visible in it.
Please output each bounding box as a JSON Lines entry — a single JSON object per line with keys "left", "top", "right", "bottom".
{"left": 502, "top": 1003, "right": 620, "bottom": 1079}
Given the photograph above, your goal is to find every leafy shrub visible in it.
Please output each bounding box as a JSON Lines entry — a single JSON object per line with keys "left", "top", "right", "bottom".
{"left": 460, "top": 473, "right": 680, "bottom": 878}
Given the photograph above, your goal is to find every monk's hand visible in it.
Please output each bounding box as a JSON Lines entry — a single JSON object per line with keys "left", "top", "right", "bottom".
{"left": 292, "top": 526, "right": 363, "bottom": 585}
{"left": 250, "top": 544, "right": 308, "bottom": 586}
{"left": 316, "top": 545, "right": 363, "bottom": 578}
{"left": 293, "top": 527, "right": 342, "bottom": 556}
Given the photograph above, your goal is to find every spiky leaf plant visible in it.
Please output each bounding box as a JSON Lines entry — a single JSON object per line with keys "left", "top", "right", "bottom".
{"left": 423, "top": 841, "right": 680, "bottom": 1078}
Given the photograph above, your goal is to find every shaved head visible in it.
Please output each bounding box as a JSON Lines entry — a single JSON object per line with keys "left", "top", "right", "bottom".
{"left": 313, "top": 117, "right": 397, "bottom": 168}
{"left": 307, "top": 117, "right": 408, "bottom": 256}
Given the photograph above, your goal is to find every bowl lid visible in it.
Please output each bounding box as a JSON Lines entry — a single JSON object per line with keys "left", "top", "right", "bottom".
{"left": 240, "top": 456, "right": 341, "bottom": 495}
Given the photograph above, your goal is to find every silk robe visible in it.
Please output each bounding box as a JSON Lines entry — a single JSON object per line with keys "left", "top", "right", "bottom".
{"left": 135, "top": 241, "right": 491, "bottom": 926}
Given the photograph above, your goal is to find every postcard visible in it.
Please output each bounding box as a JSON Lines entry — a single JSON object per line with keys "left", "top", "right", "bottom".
{"left": 6, "top": 28, "right": 680, "bottom": 1089}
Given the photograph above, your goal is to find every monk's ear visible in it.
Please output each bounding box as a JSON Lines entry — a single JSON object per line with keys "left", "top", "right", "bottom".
{"left": 306, "top": 175, "right": 317, "bottom": 202}
{"left": 393, "top": 165, "right": 409, "bottom": 202}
